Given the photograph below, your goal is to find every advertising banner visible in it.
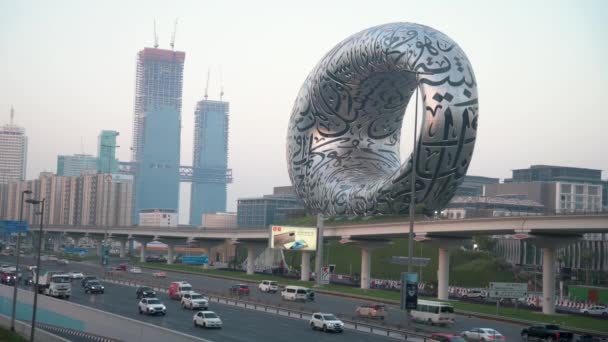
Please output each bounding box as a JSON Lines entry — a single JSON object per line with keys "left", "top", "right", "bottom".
{"left": 270, "top": 226, "right": 317, "bottom": 251}
{"left": 400, "top": 272, "right": 418, "bottom": 310}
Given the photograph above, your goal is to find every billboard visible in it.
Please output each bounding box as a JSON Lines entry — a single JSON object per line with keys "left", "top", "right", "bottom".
{"left": 270, "top": 226, "right": 317, "bottom": 251}
{"left": 401, "top": 272, "right": 418, "bottom": 310}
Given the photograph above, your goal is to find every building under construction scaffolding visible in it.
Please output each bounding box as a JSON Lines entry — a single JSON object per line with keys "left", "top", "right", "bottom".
{"left": 189, "top": 99, "right": 231, "bottom": 226}
{"left": 131, "top": 47, "right": 185, "bottom": 223}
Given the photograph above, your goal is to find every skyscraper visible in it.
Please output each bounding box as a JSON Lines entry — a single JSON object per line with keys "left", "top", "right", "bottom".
{"left": 57, "top": 154, "right": 98, "bottom": 177}
{"left": 98, "top": 130, "right": 119, "bottom": 174}
{"left": 189, "top": 99, "right": 230, "bottom": 225}
{"left": 0, "top": 107, "right": 27, "bottom": 184}
{"left": 131, "top": 47, "right": 185, "bottom": 223}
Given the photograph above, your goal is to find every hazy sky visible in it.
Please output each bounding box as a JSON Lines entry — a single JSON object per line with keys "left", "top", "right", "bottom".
{"left": 1, "top": 0, "right": 607, "bottom": 223}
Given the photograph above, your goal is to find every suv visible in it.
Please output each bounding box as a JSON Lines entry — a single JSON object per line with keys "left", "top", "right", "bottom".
{"left": 84, "top": 280, "right": 105, "bottom": 294}
{"left": 310, "top": 312, "right": 344, "bottom": 333}
{"left": 281, "top": 286, "right": 314, "bottom": 302}
{"left": 169, "top": 281, "right": 194, "bottom": 299}
{"left": 138, "top": 298, "right": 167, "bottom": 316}
{"left": 356, "top": 303, "right": 387, "bottom": 320}
{"left": 81, "top": 276, "right": 97, "bottom": 287}
{"left": 259, "top": 280, "right": 279, "bottom": 293}
{"left": 229, "top": 284, "right": 250, "bottom": 296}
{"left": 193, "top": 311, "right": 222, "bottom": 329}
{"left": 136, "top": 286, "right": 157, "bottom": 299}
{"left": 181, "top": 292, "right": 209, "bottom": 310}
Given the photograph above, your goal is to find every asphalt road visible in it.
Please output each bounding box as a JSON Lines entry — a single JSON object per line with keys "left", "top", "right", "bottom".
{"left": 3, "top": 256, "right": 396, "bottom": 342}
{"left": 10, "top": 256, "right": 530, "bottom": 340}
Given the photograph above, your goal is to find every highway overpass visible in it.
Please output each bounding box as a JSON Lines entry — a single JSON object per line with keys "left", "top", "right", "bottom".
{"left": 38, "top": 214, "right": 608, "bottom": 314}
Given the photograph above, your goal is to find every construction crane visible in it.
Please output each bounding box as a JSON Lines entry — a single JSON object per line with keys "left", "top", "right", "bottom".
{"left": 204, "top": 68, "right": 210, "bottom": 100}
{"left": 219, "top": 66, "right": 224, "bottom": 101}
{"left": 153, "top": 19, "right": 159, "bottom": 48}
{"left": 170, "top": 18, "right": 178, "bottom": 50}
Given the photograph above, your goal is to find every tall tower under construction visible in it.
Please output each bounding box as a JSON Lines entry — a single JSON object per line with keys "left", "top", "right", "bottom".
{"left": 131, "top": 47, "right": 185, "bottom": 223}
{"left": 189, "top": 98, "right": 231, "bottom": 226}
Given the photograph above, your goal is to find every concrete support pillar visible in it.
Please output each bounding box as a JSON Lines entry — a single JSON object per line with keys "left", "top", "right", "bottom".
{"left": 301, "top": 251, "right": 311, "bottom": 281}
{"left": 438, "top": 247, "right": 450, "bottom": 300}
{"left": 96, "top": 243, "right": 102, "bottom": 257}
{"left": 40, "top": 237, "right": 46, "bottom": 252}
{"left": 140, "top": 242, "right": 147, "bottom": 263}
{"left": 542, "top": 247, "right": 556, "bottom": 314}
{"left": 360, "top": 246, "right": 371, "bottom": 289}
{"left": 246, "top": 246, "right": 255, "bottom": 275}
{"left": 118, "top": 240, "right": 127, "bottom": 258}
{"left": 167, "top": 244, "right": 175, "bottom": 265}
{"left": 53, "top": 237, "right": 61, "bottom": 253}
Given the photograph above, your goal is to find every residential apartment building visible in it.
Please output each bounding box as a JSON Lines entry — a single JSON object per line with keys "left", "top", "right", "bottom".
{"left": 3, "top": 172, "right": 132, "bottom": 227}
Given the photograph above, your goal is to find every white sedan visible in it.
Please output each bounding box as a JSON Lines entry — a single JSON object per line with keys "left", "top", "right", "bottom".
{"left": 580, "top": 305, "right": 608, "bottom": 316}
{"left": 129, "top": 267, "right": 142, "bottom": 274}
{"left": 462, "top": 328, "right": 505, "bottom": 341}
{"left": 193, "top": 311, "right": 222, "bottom": 329}
{"left": 68, "top": 271, "right": 84, "bottom": 279}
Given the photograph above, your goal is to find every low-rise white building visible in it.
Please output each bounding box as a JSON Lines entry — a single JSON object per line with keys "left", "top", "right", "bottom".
{"left": 139, "top": 209, "right": 178, "bottom": 227}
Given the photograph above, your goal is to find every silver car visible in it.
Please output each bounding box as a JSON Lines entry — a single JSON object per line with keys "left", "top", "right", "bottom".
{"left": 462, "top": 328, "right": 505, "bottom": 342}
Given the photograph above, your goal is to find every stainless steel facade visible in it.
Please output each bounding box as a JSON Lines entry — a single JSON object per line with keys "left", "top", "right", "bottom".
{"left": 287, "top": 23, "right": 479, "bottom": 216}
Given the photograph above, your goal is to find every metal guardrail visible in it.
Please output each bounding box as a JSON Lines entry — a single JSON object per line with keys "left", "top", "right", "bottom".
{"left": 36, "top": 322, "right": 122, "bottom": 342}
{"left": 98, "top": 271, "right": 433, "bottom": 341}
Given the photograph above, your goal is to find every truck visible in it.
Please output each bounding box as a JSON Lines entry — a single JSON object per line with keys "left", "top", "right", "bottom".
{"left": 521, "top": 325, "right": 574, "bottom": 342}
{"left": 33, "top": 269, "right": 71, "bottom": 299}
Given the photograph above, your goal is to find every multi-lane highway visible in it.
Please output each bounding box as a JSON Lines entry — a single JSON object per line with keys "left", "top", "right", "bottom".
{"left": 2, "top": 256, "right": 401, "bottom": 342}
{"left": 2, "top": 255, "right": 534, "bottom": 340}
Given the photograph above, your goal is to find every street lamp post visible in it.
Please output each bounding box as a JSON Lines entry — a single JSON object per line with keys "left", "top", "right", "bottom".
{"left": 10, "top": 189, "right": 32, "bottom": 331}
{"left": 27, "top": 198, "right": 45, "bottom": 342}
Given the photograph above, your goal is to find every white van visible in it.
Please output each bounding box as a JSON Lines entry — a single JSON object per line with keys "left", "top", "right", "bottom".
{"left": 410, "top": 300, "right": 454, "bottom": 325}
{"left": 281, "top": 286, "right": 314, "bottom": 302}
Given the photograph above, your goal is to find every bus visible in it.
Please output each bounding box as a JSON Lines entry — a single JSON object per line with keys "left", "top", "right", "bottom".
{"left": 410, "top": 300, "right": 454, "bottom": 325}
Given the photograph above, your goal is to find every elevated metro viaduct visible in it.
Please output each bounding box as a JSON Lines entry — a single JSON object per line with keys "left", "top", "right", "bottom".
{"left": 41, "top": 214, "right": 608, "bottom": 315}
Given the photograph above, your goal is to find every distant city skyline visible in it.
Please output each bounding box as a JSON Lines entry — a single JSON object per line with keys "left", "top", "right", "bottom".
{"left": 1, "top": 0, "right": 607, "bottom": 223}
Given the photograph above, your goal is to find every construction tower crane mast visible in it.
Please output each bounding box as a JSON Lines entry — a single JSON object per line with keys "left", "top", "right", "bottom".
{"left": 170, "top": 18, "right": 178, "bottom": 50}
{"left": 204, "top": 68, "right": 210, "bottom": 100}
{"left": 153, "top": 19, "right": 159, "bottom": 48}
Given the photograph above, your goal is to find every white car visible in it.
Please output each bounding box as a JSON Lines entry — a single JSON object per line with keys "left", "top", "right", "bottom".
{"left": 138, "top": 298, "right": 166, "bottom": 316}
{"left": 181, "top": 292, "right": 209, "bottom": 310}
{"left": 580, "top": 305, "right": 608, "bottom": 316}
{"left": 259, "top": 280, "right": 279, "bottom": 293}
{"left": 462, "top": 328, "right": 505, "bottom": 341}
{"left": 129, "top": 267, "right": 142, "bottom": 274}
{"left": 310, "top": 312, "right": 344, "bottom": 333}
{"left": 193, "top": 311, "right": 222, "bottom": 329}
{"left": 462, "top": 289, "right": 486, "bottom": 299}
{"left": 68, "top": 271, "right": 84, "bottom": 279}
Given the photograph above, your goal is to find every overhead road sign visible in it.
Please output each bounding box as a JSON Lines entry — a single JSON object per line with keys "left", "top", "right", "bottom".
{"left": 391, "top": 256, "right": 431, "bottom": 267}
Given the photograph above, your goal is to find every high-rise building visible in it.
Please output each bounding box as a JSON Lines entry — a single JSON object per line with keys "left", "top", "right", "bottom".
{"left": 189, "top": 99, "right": 230, "bottom": 225}
{"left": 98, "top": 130, "right": 119, "bottom": 174}
{"left": 0, "top": 107, "right": 27, "bottom": 184}
{"left": 131, "top": 47, "right": 185, "bottom": 224}
{"left": 56, "top": 154, "right": 98, "bottom": 177}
